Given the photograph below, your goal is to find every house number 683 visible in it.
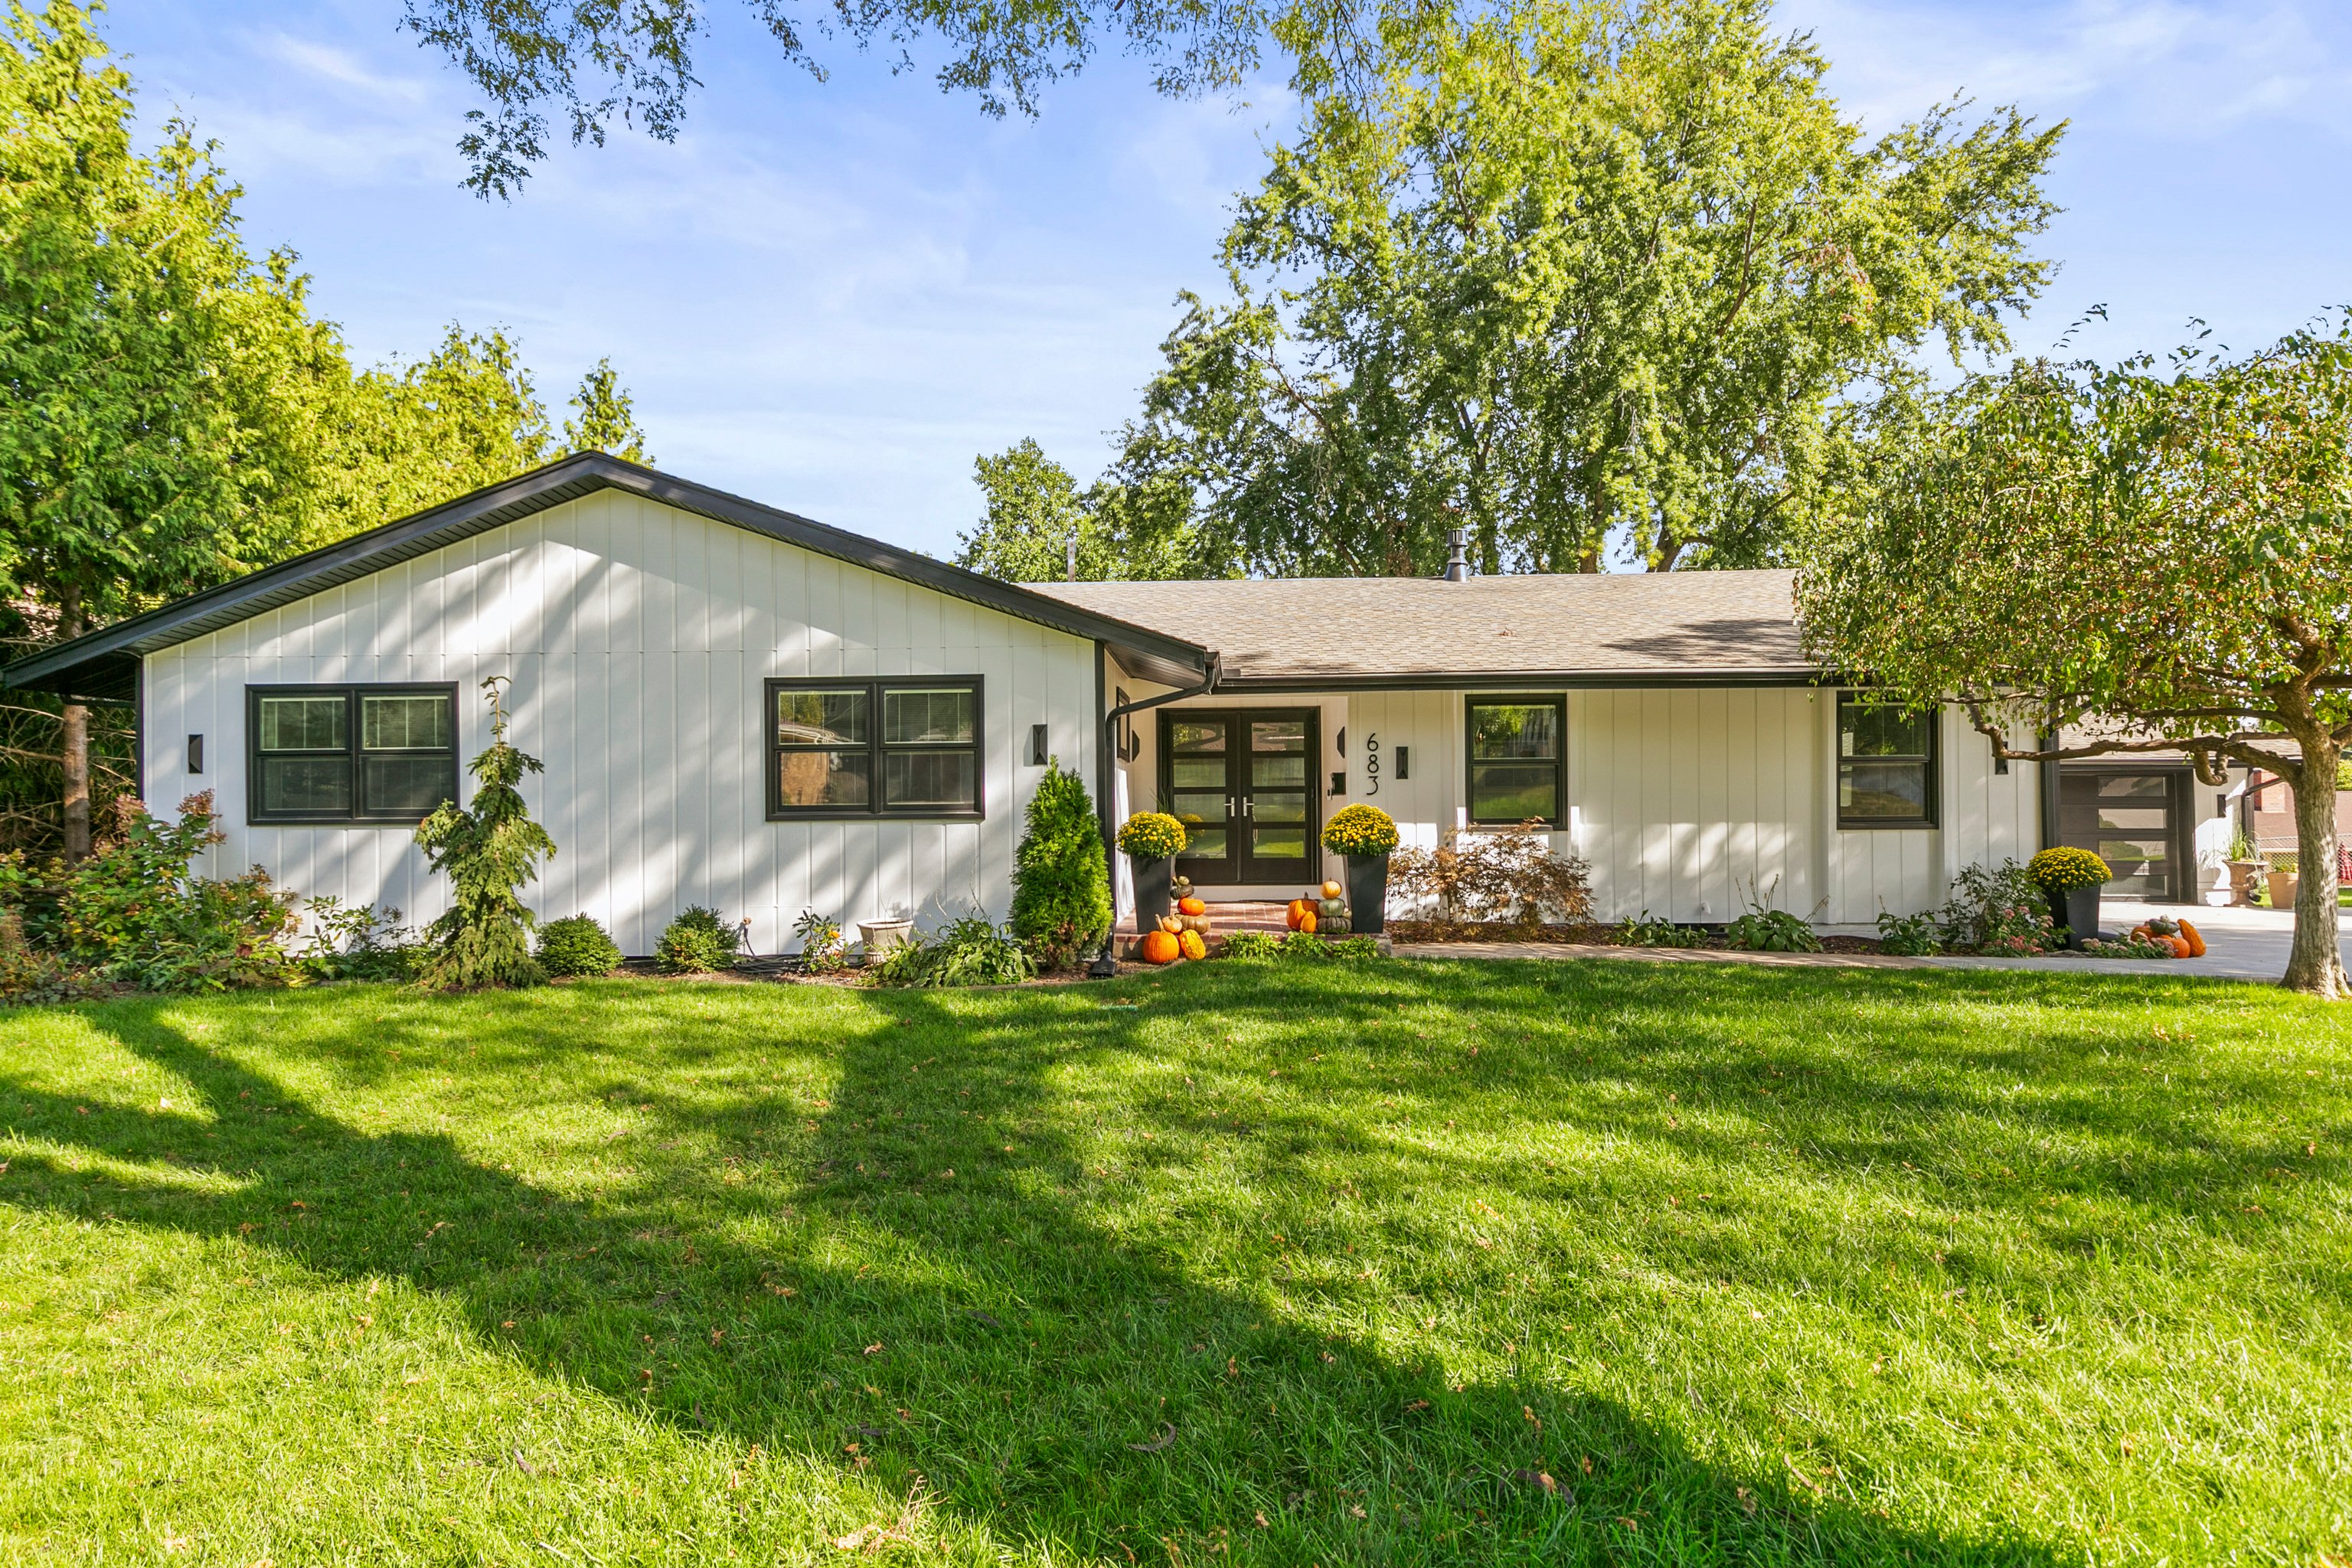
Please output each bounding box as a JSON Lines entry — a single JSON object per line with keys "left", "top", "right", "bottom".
{"left": 1363, "top": 732, "right": 1380, "bottom": 795}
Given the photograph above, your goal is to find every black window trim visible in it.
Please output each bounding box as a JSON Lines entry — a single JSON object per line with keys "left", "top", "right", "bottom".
{"left": 246, "top": 681, "right": 461, "bottom": 826}
{"left": 1463, "top": 693, "right": 1567, "bottom": 828}
{"left": 765, "top": 675, "right": 987, "bottom": 822}
{"left": 1836, "top": 690, "right": 1941, "bottom": 831}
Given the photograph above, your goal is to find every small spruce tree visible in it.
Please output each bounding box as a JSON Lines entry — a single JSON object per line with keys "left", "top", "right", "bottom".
{"left": 414, "top": 678, "right": 555, "bottom": 989}
{"left": 1008, "top": 758, "right": 1111, "bottom": 970}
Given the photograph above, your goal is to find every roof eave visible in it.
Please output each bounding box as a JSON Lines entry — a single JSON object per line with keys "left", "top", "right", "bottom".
{"left": 2, "top": 454, "right": 1210, "bottom": 694}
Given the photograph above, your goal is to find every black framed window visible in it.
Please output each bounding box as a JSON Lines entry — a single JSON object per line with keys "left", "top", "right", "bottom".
{"left": 1838, "top": 693, "right": 1939, "bottom": 828}
{"left": 767, "top": 677, "right": 983, "bottom": 820}
{"left": 247, "top": 684, "right": 458, "bottom": 825}
{"left": 1465, "top": 695, "right": 1565, "bottom": 826}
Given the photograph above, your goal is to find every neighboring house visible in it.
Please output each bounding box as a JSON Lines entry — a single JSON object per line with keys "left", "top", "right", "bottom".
{"left": 4, "top": 453, "right": 2211, "bottom": 954}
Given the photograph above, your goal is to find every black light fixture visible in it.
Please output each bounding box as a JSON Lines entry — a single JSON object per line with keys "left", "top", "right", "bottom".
{"left": 1394, "top": 745, "right": 1411, "bottom": 781}
{"left": 1331, "top": 770, "right": 1346, "bottom": 796}
{"left": 1029, "top": 724, "right": 1049, "bottom": 766}
{"left": 188, "top": 734, "right": 204, "bottom": 774}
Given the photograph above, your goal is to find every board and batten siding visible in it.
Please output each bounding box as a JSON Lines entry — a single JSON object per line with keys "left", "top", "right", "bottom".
{"left": 140, "top": 490, "right": 1101, "bottom": 956}
{"left": 1340, "top": 687, "right": 2040, "bottom": 925}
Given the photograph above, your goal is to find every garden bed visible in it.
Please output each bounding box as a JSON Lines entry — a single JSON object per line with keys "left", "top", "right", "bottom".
{"left": 1387, "top": 919, "right": 1886, "bottom": 954}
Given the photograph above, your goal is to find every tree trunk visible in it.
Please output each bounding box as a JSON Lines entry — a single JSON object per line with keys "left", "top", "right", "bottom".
{"left": 60, "top": 701, "right": 90, "bottom": 859}
{"left": 58, "top": 586, "right": 90, "bottom": 860}
{"left": 2282, "top": 737, "right": 2347, "bottom": 999}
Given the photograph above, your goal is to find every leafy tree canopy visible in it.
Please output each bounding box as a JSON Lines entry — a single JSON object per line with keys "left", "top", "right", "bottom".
{"left": 1109, "top": 0, "right": 2062, "bottom": 577}
{"left": 403, "top": 0, "right": 1268, "bottom": 197}
{"left": 954, "top": 438, "right": 1204, "bottom": 580}
{"left": 0, "top": 2, "right": 650, "bottom": 854}
{"left": 1798, "top": 320, "right": 2352, "bottom": 998}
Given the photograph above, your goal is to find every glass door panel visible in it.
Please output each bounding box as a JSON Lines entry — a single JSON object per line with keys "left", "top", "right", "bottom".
{"left": 2060, "top": 770, "right": 2182, "bottom": 900}
{"left": 1159, "top": 710, "right": 1322, "bottom": 885}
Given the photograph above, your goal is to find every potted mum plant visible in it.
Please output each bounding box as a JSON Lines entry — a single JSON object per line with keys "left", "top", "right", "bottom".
{"left": 2027, "top": 846, "right": 2112, "bottom": 951}
{"left": 1321, "top": 803, "right": 1400, "bottom": 936}
{"left": 1116, "top": 812, "right": 1187, "bottom": 932}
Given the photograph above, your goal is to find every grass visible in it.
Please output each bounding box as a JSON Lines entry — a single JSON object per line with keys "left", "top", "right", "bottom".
{"left": 2, "top": 959, "right": 2347, "bottom": 1566}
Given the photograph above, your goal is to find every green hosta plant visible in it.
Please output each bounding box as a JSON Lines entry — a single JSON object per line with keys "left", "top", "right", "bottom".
{"left": 1726, "top": 906, "right": 1823, "bottom": 953}
{"left": 1874, "top": 910, "right": 1940, "bottom": 956}
{"left": 1619, "top": 911, "right": 1702, "bottom": 948}
{"left": 657, "top": 906, "right": 740, "bottom": 974}
{"left": 415, "top": 679, "right": 555, "bottom": 990}
{"left": 869, "top": 914, "right": 1036, "bottom": 988}
{"left": 536, "top": 914, "right": 622, "bottom": 978}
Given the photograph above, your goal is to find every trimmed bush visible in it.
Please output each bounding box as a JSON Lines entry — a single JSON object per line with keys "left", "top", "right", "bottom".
{"left": 537, "top": 914, "right": 622, "bottom": 977}
{"left": 1009, "top": 759, "right": 1112, "bottom": 969}
{"left": 656, "top": 905, "right": 740, "bottom": 973}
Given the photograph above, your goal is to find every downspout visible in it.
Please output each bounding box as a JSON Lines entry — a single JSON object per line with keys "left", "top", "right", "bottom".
{"left": 1089, "top": 647, "right": 1220, "bottom": 978}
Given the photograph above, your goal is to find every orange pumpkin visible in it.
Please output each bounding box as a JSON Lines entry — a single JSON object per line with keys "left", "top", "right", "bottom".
{"left": 1178, "top": 896, "right": 1207, "bottom": 916}
{"left": 1298, "top": 910, "right": 1318, "bottom": 934}
{"left": 2177, "top": 918, "right": 2207, "bottom": 957}
{"left": 2164, "top": 935, "right": 2190, "bottom": 958}
{"left": 1140, "top": 929, "right": 1181, "bottom": 965}
{"left": 1286, "top": 900, "right": 1309, "bottom": 931}
{"left": 1178, "top": 929, "right": 1207, "bottom": 961}
{"left": 2128, "top": 926, "right": 2150, "bottom": 942}
{"left": 1321, "top": 880, "right": 1343, "bottom": 900}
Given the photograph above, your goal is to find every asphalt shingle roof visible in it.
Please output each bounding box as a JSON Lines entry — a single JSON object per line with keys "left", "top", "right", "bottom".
{"left": 1024, "top": 568, "right": 1814, "bottom": 687}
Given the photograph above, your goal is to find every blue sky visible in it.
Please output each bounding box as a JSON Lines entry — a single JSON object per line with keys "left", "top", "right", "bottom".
{"left": 100, "top": 0, "right": 2352, "bottom": 558}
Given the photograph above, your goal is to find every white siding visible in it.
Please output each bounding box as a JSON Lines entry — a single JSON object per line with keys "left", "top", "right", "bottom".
{"left": 142, "top": 492, "right": 1101, "bottom": 956}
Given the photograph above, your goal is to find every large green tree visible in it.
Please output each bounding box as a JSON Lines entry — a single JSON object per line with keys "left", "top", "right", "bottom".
{"left": 1798, "top": 323, "right": 2352, "bottom": 998}
{"left": 402, "top": 0, "right": 1266, "bottom": 196}
{"left": 0, "top": 3, "right": 650, "bottom": 854}
{"left": 1112, "top": 0, "right": 2061, "bottom": 577}
{"left": 954, "top": 438, "right": 1200, "bottom": 581}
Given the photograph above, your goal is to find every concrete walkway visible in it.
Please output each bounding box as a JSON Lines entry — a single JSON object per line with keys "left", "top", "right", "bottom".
{"left": 1393, "top": 900, "right": 2331, "bottom": 984}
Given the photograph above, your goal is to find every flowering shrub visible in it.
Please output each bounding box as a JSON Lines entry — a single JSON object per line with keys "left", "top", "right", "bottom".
{"left": 5, "top": 792, "right": 302, "bottom": 992}
{"left": 1321, "top": 804, "right": 1399, "bottom": 858}
{"left": 1934, "top": 860, "right": 2056, "bottom": 955}
{"left": 2027, "top": 846, "right": 2111, "bottom": 890}
{"left": 1116, "top": 812, "right": 1187, "bottom": 860}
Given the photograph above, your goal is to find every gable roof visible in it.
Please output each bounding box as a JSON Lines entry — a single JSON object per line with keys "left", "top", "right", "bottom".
{"left": 1025, "top": 570, "right": 1816, "bottom": 688}
{"left": 3, "top": 453, "right": 1214, "bottom": 701}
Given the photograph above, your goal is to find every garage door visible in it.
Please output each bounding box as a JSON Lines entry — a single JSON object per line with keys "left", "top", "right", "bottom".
{"left": 2059, "top": 771, "right": 2186, "bottom": 899}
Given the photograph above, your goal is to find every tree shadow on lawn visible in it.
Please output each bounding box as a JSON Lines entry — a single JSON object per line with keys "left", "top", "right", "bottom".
{"left": 0, "top": 973, "right": 2122, "bottom": 1566}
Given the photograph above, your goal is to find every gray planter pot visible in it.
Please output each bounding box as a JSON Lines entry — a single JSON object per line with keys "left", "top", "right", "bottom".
{"left": 1132, "top": 855, "right": 1174, "bottom": 933}
{"left": 2045, "top": 885, "right": 2102, "bottom": 951}
{"left": 1345, "top": 854, "right": 1390, "bottom": 936}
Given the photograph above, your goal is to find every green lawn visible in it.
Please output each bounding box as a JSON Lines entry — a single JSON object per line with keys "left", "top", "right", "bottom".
{"left": 2, "top": 960, "right": 2347, "bottom": 1566}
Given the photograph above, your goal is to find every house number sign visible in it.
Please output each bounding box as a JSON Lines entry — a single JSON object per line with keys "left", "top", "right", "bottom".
{"left": 1363, "top": 732, "right": 1380, "bottom": 795}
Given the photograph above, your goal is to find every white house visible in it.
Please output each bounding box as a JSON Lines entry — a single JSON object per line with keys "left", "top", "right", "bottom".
{"left": 3, "top": 454, "right": 2220, "bottom": 955}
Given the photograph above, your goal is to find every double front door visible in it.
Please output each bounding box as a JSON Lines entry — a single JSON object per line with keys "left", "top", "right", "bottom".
{"left": 1160, "top": 709, "right": 1321, "bottom": 885}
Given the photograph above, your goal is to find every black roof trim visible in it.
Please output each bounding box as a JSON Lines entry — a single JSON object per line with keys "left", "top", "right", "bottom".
{"left": 1211, "top": 668, "right": 1832, "bottom": 693}
{"left": 3, "top": 452, "right": 1212, "bottom": 697}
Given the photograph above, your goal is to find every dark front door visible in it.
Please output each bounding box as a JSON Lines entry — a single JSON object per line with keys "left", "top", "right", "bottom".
{"left": 1161, "top": 709, "right": 1321, "bottom": 886}
{"left": 2060, "top": 769, "right": 2190, "bottom": 900}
